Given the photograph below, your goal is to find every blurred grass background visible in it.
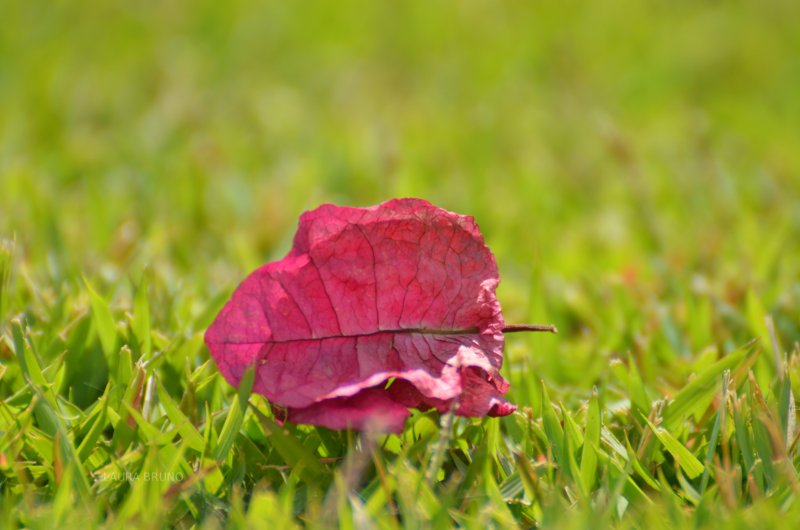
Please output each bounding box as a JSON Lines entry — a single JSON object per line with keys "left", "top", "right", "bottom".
{"left": 3, "top": 0, "right": 798, "bottom": 389}
{"left": 1, "top": 0, "right": 800, "bottom": 527}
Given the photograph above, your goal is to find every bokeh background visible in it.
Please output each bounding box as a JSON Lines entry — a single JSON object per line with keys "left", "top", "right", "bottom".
{"left": 2, "top": 0, "right": 799, "bottom": 409}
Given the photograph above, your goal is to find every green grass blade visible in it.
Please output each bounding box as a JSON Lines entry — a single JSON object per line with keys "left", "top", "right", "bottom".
{"left": 699, "top": 371, "right": 729, "bottom": 494}
{"left": 0, "top": 238, "right": 13, "bottom": 325}
{"left": 249, "top": 404, "right": 325, "bottom": 484}
{"left": 157, "top": 380, "right": 205, "bottom": 452}
{"left": 82, "top": 276, "right": 118, "bottom": 358}
{"left": 76, "top": 397, "right": 108, "bottom": 462}
{"left": 642, "top": 416, "right": 704, "bottom": 479}
{"left": 580, "top": 388, "right": 601, "bottom": 495}
{"left": 213, "top": 367, "right": 255, "bottom": 461}
{"left": 541, "top": 382, "right": 567, "bottom": 479}
{"left": 132, "top": 268, "right": 152, "bottom": 358}
{"left": 662, "top": 344, "right": 756, "bottom": 431}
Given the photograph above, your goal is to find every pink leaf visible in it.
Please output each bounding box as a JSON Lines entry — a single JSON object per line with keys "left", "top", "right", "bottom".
{"left": 205, "top": 198, "right": 516, "bottom": 432}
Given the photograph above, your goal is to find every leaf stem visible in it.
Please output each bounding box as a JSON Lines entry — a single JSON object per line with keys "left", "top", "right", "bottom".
{"left": 502, "top": 324, "right": 558, "bottom": 334}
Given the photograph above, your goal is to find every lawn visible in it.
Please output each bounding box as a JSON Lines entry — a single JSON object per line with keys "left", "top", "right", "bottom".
{"left": 1, "top": 0, "right": 799, "bottom": 528}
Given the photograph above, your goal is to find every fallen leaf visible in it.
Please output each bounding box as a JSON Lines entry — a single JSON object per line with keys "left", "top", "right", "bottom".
{"left": 205, "top": 198, "right": 516, "bottom": 432}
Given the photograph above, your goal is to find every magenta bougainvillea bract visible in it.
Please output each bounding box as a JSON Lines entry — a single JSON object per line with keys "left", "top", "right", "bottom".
{"left": 205, "top": 198, "right": 516, "bottom": 432}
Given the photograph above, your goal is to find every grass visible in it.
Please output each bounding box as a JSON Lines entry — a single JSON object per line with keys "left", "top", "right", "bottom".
{"left": 1, "top": 0, "right": 799, "bottom": 528}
